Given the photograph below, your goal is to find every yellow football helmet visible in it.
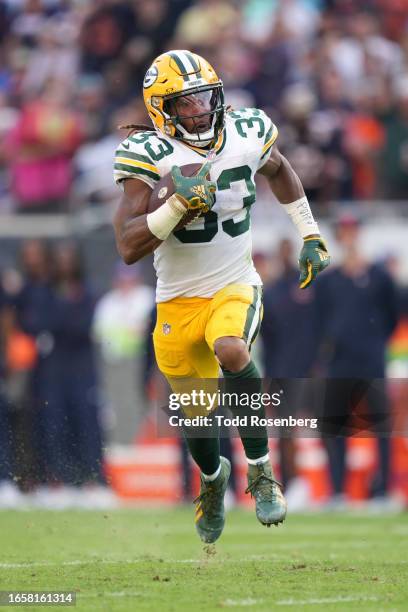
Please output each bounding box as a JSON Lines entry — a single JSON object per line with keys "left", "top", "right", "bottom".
{"left": 143, "top": 50, "right": 225, "bottom": 147}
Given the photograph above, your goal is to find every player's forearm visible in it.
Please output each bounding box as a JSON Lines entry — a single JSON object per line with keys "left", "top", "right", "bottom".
{"left": 115, "top": 215, "right": 162, "bottom": 264}
{"left": 262, "top": 152, "right": 320, "bottom": 239}
{"left": 114, "top": 188, "right": 190, "bottom": 263}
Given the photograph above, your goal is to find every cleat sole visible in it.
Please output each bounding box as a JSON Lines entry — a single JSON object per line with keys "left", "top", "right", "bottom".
{"left": 261, "top": 518, "right": 285, "bottom": 528}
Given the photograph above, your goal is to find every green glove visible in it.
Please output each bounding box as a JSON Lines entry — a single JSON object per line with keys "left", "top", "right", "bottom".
{"left": 171, "top": 162, "right": 216, "bottom": 212}
{"left": 299, "top": 236, "right": 330, "bottom": 289}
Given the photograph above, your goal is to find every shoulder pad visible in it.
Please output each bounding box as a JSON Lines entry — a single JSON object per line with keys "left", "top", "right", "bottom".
{"left": 227, "top": 108, "right": 278, "bottom": 143}
{"left": 227, "top": 108, "right": 278, "bottom": 167}
{"left": 114, "top": 133, "right": 160, "bottom": 188}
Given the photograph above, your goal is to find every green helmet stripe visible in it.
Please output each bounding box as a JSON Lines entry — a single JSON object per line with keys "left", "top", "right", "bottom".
{"left": 185, "top": 52, "right": 202, "bottom": 78}
{"left": 168, "top": 52, "right": 189, "bottom": 81}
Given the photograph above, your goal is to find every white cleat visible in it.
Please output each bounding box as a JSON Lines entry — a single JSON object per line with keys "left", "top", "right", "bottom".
{"left": 0, "top": 480, "right": 26, "bottom": 509}
{"left": 29, "top": 485, "right": 81, "bottom": 510}
{"left": 76, "top": 485, "right": 120, "bottom": 510}
{"left": 285, "top": 477, "right": 311, "bottom": 513}
{"left": 365, "top": 494, "right": 406, "bottom": 515}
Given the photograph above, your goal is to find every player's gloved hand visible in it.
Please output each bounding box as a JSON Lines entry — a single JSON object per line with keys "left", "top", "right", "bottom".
{"left": 298, "top": 235, "right": 330, "bottom": 289}
{"left": 171, "top": 162, "right": 216, "bottom": 213}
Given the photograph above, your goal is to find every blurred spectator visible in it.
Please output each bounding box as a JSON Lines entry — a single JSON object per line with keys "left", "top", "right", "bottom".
{"left": 261, "top": 239, "right": 316, "bottom": 511}
{"left": 248, "top": 19, "right": 294, "bottom": 111}
{"left": 13, "top": 239, "right": 111, "bottom": 508}
{"left": 75, "top": 74, "right": 108, "bottom": 142}
{"left": 73, "top": 97, "right": 151, "bottom": 206}
{"left": 242, "top": 0, "right": 319, "bottom": 45}
{"left": 313, "top": 215, "right": 399, "bottom": 509}
{"left": 9, "top": 239, "right": 53, "bottom": 489}
{"left": 379, "top": 76, "right": 408, "bottom": 199}
{"left": 0, "top": 274, "right": 25, "bottom": 507}
{"left": 125, "top": 0, "right": 182, "bottom": 82}
{"left": 343, "top": 92, "right": 385, "bottom": 199}
{"left": 10, "top": 0, "right": 49, "bottom": 48}
{"left": 20, "top": 20, "right": 78, "bottom": 97}
{"left": 3, "top": 79, "right": 83, "bottom": 213}
{"left": 49, "top": 242, "right": 107, "bottom": 492}
{"left": 93, "top": 261, "right": 154, "bottom": 444}
{"left": 73, "top": 103, "right": 128, "bottom": 207}
{"left": 1, "top": 264, "right": 37, "bottom": 494}
{"left": 276, "top": 80, "right": 355, "bottom": 204}
{"left": 175, "top": 0, "right": 240, "bottom": 48}
{"left": 325, "top": 11, "right": 403, "bottom": 90}
{"left": 262, "top": 239, "right": 316, "bottom": 380}
{"left": 0, "top": 2, "right": 9, "bottom": 41}
{"left": 79, "top": 2, "right": 134, "bottom": 74}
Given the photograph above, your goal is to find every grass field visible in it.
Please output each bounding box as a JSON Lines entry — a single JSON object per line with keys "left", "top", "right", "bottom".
{"left": 0, "top": 508, "right": 407, "bottom": 611}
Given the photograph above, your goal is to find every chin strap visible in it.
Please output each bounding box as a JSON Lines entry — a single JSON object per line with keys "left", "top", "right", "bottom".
{"left": 177, "top": 128, "right": 215, "bottom": 148}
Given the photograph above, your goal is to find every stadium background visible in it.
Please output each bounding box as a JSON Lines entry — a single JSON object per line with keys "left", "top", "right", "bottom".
{"left": 0, "top": 0, "right": 407, "bottom": 511}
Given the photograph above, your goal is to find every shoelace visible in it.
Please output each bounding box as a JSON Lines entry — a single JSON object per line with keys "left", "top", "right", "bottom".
{"left": 245, "top": 472, "right": 283, "bottom": 500}
{"left": 193, "top": 481, "right": 220, "bottom": 518}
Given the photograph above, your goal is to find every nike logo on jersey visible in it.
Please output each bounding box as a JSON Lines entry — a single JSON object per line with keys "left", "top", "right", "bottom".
{"left": 122, "top": 141, "right": 130, "bottom": 149}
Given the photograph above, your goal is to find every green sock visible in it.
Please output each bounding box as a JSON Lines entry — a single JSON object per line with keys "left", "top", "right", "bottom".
{"left": 182, "top": 426, "right": 220, "bottom": 476}
{"left": 222, "top": 360, "right": 269, "bottom": 461}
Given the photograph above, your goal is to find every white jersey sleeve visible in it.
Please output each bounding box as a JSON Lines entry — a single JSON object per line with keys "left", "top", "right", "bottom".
{"left": 227, "top": 108, "right": 278, "bottom": 170}
{"left": 113, "top": 132, "right": 161, "bottom": 190}
{"left": 257, "top": 110, "right": 279, "bottom": 169}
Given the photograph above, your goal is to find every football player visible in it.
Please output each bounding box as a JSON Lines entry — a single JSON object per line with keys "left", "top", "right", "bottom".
{"left": 113, "top": 50, "right": 330, "bottom": 543}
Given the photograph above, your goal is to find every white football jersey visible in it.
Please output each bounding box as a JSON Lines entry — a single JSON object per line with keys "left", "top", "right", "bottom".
{"left": 114, "top": 108, "right": 278, "bottom": 302}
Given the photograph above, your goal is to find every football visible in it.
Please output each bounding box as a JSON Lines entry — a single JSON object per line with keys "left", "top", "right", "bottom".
{"left": 148, "top": 163, "right": 204, "bottom": 231}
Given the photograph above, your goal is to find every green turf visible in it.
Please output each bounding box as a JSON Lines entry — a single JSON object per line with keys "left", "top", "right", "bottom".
{"left": 0, "top": 508, "right": 407, "bottom": 611}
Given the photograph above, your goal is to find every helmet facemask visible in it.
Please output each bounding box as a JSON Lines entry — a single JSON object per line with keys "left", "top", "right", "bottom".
{"left": 162, "top": 85, "right": 225, "bottom": 147}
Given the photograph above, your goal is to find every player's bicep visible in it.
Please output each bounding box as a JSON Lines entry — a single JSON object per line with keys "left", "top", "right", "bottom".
{"left": 114, "top": 178, "right": 152, "bottom": 231}
{"left": 257, "top": 146, "right": 283, "bottom": 178}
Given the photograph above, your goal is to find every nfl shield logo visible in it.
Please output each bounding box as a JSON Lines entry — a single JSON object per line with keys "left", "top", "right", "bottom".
{"left": 162, "top": 322, "right": 171, "bottom": 335}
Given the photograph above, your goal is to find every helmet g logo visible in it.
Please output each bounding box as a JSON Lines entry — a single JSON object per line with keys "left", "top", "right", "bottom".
{"left": 143, "top": 65, "right": 158, "bottom": 89}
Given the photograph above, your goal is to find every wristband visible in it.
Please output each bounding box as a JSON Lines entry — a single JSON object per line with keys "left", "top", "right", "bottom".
{"left": 282, "top": 196, "right": 319, "bottom": 239}
{"left": 146, "top": 194, "right": 186, "bottom": 241}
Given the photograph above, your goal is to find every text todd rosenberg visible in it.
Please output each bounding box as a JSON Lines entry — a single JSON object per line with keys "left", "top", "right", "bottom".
{"left": 168, "top": 414, "right": 318, "bottom": 429}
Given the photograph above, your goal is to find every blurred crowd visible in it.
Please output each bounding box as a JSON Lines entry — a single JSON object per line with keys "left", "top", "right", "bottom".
{"left": 0, "top": 239, "right": 155, "bottom": 508}
{"left": 1, "top": 217, "right": 408, "bottom": 510}
{"left": 0, "top": 0, "right": 407, "bottom": 212}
